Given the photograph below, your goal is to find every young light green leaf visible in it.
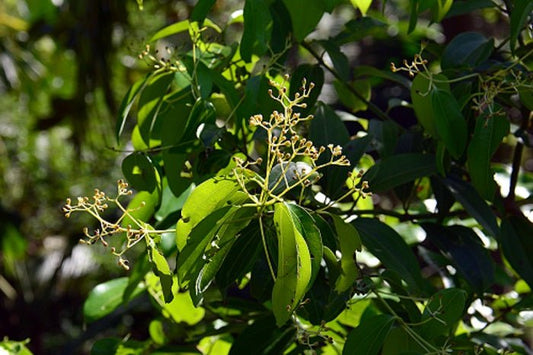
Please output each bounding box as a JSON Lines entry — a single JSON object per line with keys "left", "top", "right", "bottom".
{"left": 272, "top": 202, "right": 312, "bottom": 326}
{"left": 411, "top": 73, "right": 449, "bottom": 138}
{"left": 431, "top": 89, "right": 467, "bottom": 159}
{"left": 331, "top": 215, "right": 361, "bottom": 293}
{"left": 150, "top": 20, "right": 190, "bottom": 42}
{"left": 343, "top": 314, "right": 395, "bottom": 355}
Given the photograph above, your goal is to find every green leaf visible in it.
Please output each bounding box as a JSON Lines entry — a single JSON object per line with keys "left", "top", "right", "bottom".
{"left": 353, "top": 218, "right": 426, "bottom": 294}
{"left": 442, "top": 177, "right": 499, "bottom": 237}
{"left": 446, "top": 0, "right": 493, "bottom": 18}
{"left": 408, "top": 0, "right": 420, "bottom": 33}
{"left": 467, "top": 111, "right": 509, "bottom": 200}
{"left": 431, "top": 89, "right": 467, "bottom": 159}
{"left": 363, "top": 153, "right": 436, "bottom": 192}
{"left": 190, "top": 0, "right": 216, "bottom": 23}
{"left": 419, "top": 288, "right": 467, "bottom": 340}
{"left": 181, "top": 98, "right": 217, "bottom": 143}
{"left": 430, "top": 0, "right": 453, "bottom": 22}
{"left": 116, "top": 73, "right": 151, "bottom": 143}
{"left": 83, "top": 278, "right": 145, "bottom": 323}
{"left": 343, "top": 314, "right": 395, "bottom": 355}
{"left": 289, "top": 64, "right": 325, "bottom": 115}
{"left": 331, "top": 215, "right": 361, "bottom": 293}
{"left": 410, "top": 73, "right": 449, "bottom": 137}
{"left": 318, "top": 40, "right": 350, "bottom": 79}
{"left": 121, "top": 189, "right": 160, "bottom": 228}
{"left": 422, "top": 223, "right": 494, "bottom": 294}
{"left": 150, "top": 20, "right": 190, "bottom": 42}
{"left": 350, "top": 0, "right": 373, "bottom": 16}
{"left": 228, "top": 316, "right": 296, "bottom": 355}
{"left": 510, "top": 0, "right": 533, "bottom": 53}
{"left": 176, "top": 177, "right": 248, "bottom": 250}
{"left": 334, "top": 79, "right": 371, "bottom": 112}
{"left": 282, "top": 0, "right": 325, "bottom": 41}
{"left": 441, "top": 32, "right": 494, "bottom": 69}
{"left": 500, "top": 216, "right": 533, "bottom": 289}
{"left": 272, "top": 202, "right": 313, "bottom": 326}
{"left": 382, "top": 326, "right": 426, "bottom": 355}
{"left": 240, "top": 0, "right": 272, "bottom": 62}
{"left": 122, "top": 153, "right": 158, "bottom": 192}
{"left": 311, "top": 102, "right": 350, "bottom": 150}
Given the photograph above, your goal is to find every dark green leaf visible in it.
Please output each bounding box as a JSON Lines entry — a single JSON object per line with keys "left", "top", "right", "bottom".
{"left": 240, "top": 0, "right": 272, "bottom": 62}
{"left": 289, "top": 64, "right": 324, "bottom": 115}
{"left": 363, "top": 153, "right": 437, "bottom": 192}
{"left": 334, "top": 17, "right": 387, "bottom": 44}
{"left": 446, "top": 0, "right": 493, "bottom": 18}
{"left": 84, "top": 278, "right": 145, "bottom": 323}
{"left": 116, "top": 73, "right": 151, "bottom": 143}
{"left": 500, "top": 215, "right": 533, "bottom": 289}
{"left": 441, "top": 32, "right": 494, "bottom": 69}
{"left": 318, "top": 40, "right": 350, "bottom": 79}
{"left": 343, "top": 314, "right": 395, "bottom": 355}
{"left": 368, "top": 120, "right": 399, "bottom": 158}
{"left": 91, "top": 338, "right": 120, "bottom": 355}
{"left": 419, "top": 288, "right": 467, "bottom": 340}
{"left": 310, "top": 102, "right": 350, "bottom": 152}
{"left": 229, "top": 316, "right": 296, "bottom": 355}
{"left": 442, "top": 177, "right": 499, "bottom": 237}
{"left": 431, "top": 89, "right": 467, "bottom": 159}
{"left": 510, "top": 0, "right": 533, "bottom": 53}
{"left": 190, "top": 0, "right": 216, "bottom": 23}
{"left": 422, "top": 223, "right": 494, "bottom": 293}
{"left": 408, "top": 0, "right": 420, "bottom": 33}
{"left": 331, "top": 215, "right": 361, "bottom": 293}
{"left": 122, "top": 153, "right": 158, "bottom": 192}
{"left": 467, "top": 111, "right": 509, "bottom": 200}
{"left": 282, "top": 0, "right": 325, "bottom": 41}
{"left": 353, "top": 218, "right": 426, "bottom": 294}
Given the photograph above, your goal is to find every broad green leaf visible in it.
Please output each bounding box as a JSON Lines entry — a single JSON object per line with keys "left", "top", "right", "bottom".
{"left": 331, "top": 215, "right": 361, "bottom": 293}
{"left": 430, "top": 0, "right": 453, "bottom": 22}
{"left": 411, "top": 73, "right": 449, "bottom": 137}
{"left": 240, "top": 0, "right": 272, "bottom": 62}
{"left": 334, "top": 17, "right": 387, "bottom": 44}
{"left": 467, "top": 111, "right": 509, "bottom": 200}
{"left": 116, "top": 73, "right": 151, "bottom": 143}
{"left": 150, "top": 20, "right": 190, "bottom": 42}
{"left": 343, "top": 314, "right": 395, "bottom": 355}
{"left": 176, "top": 177, "right": 248, "bottom": 250}
{"left": 84, "top": 278, "right": 145, "bottom": 323}
{"left": 121, "top": 189, "right": 160, "bottom": 229}
{"left": 310, "top": 102, "right": 350, "bottom": 156}
{"left": 122, "top": 153, "right": 158, "bottom": 192}
{"left": 446, "top": 0, "right": 493, "bottom": 17}
{"left": 500, "top": 216, "right": 533, "bottom": 289}
{"left": 441, "top": 32, "right": 493, "bottom": 69}
{"left": 368, "top": 120, "right": 399, "bottom": 158}
{"left": 162, "top": 150, "right": 190, "bottom": 198}
{"left": 443, "top": 177, "right": 499, "bottom": 237}
{"left": 318, "top": 40, "right": 350, "bottom": 79}
{"left": 422, "top": 223, "right": 494, "bottom": 294}
{"left": 282, "top": 0, "right": 325, "bottom": 41}
{"left": 334, "top": 79, "right": 371, "bottom": 112}
{"left": 353, "top": 218, "right": 426, "bottom": 294}
{"left": 408, "top": 0, "right": 420, "bottom": 33}
{"left": 190, "top": 0, "right": 216, "bottom": 23}
{"left": 382, "top": 326, "right": 425, "bottom": 355}
{"left": 431, "top": 89, "right": 467, "bottom": 159}
{"left": 272, "top": 202, "right": 312, "bottom": 326}
{"left": 159, "top": 89, "right": 194, "bottom": 147}
{"left": 519, "top": 86, "right": 533, "bottom": 111}
{"left": 419, "top": 288, "right": 467, "bottom": 340}
{"left": 149, "top": 320, "right": 166, "bottom": 345}
{"left": 228, "top": 316, "right": 296, "bottom": 355}
{"left": 354, "top": 65, "right": 412, "bottom": 88}
{"left": 181, "top": 98, "right": 217, "bottom": 143}
{"left": 146, "top": 274, "right": 205, "bottom": 325}
{"left": 176, "top": 206, "right": 232, "bottom": 287}
{"left": 286, "top": 204, "right": 323, "bottom": 287}
{"left": 351, "top": 0, "right": 372, "bottom": 16}
{"left": 510, "top": 0, "right": 533, "bottom": 53}
{"left": 363, "top": 153, "right": 436, "bottom": 192}
{"left": 148, "top": 244, "right": 174, "bottom": 303}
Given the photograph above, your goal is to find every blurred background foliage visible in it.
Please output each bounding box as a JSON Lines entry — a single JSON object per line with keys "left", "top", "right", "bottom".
{"left": 0, "top": 0, "right": 532, "bottom": 354}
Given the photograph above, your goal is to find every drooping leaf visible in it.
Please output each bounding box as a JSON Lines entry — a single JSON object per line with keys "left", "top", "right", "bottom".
{"left": 422, "top": 223, "right": 494, "bottom": 294}
{"left": 331, "top": 215, "right": 361, "bottom": 293}
{"left": 442, "top": 176, "right": 499, "bottom": 237}
{"left": 419, "top": 288, "right": 467, "bottom": 340}
{"left": 272, "top": 202, "right": 312, "bottom": 326}
{"left": 441, "top": 32, "right": 494, "bottom": 69}
{"left": 363, "top": 153, "right": 437, "bottom": 192}
{"left": 353, "top": 218, "right": 427, "bottom": 294}
{"left": 510, "top": 0, "right": 533, "bottom": 53}
{"left": 84, "top": 278, "right": 145, "bottom": 323}
{"left": 410, "top": 73, "right": 449, "bottom": 138}
{"left": 318, "top": 40, "right": 350, "bottom": 79}
{"left": 240, "top": 0, "right": 272, "bottom": 62}
{"left": 500, "top": 215, "right": 533, "bottom": 289}
{"left": 122, "top": 153, "right": 158, "bottom": 192}
{"left": 148, "top": 245, "right": 174, "bottom": 303}
{"left": 343, "top": 314, "right": 395, "bottom": 355}
{"left": 467, "top": 111, "right": 509, "bottom": 200}
{"left": 116, "top": 73, "right": 151, "bottom": 143}
{"left": 431, "top": 89, "right": 467, "bottom": 159}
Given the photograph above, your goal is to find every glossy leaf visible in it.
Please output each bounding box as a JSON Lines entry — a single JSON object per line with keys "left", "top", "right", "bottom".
{"left": 122, "top": 153, "right": 158, "bottom": 192}
{"left": 500, "top": 215, "right": 533, "bottom": 289}
{"left": 272, "top": 202, "right": 312, "bottom": 326}
{"left": 467, "top": 111, "right": 509, "bottom": 200}
{"left": 353, "top": 218, "right": 426, "bottom": 293}
{"left": 419, "top": 288, "right": 467, "bottom": 340}
{"left": 343, "top": 314, "right": 395, "bottom": 355}
{"left": 331, "top": 215, "right": 361, "bottom": 293}
{"left": 510, "top": 0, "right": 533, "bottom": 53}
{"left": 422, "top": 223, "right": 494, "bottom": 293}
{"left": 443, "top": 177, "right": 499, "bottom": 237}
{"left": 84, "top": 278, "right": 145, "bottom": 323}
{"left": 431, "top": 89, "right": 467, "bottom": 159}
{"left": 441, "top": 32, "right": 493, "bottom": 69}
{"left": 363, "top": 153, "right": 437, "bottom": 192}
{"left": 176, "top": 177, "right": 248, "bottom": 250}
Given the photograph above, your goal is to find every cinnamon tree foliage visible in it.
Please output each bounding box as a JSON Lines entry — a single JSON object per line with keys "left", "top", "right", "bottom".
{"left": 25, "top": 0, "right": 533, "bottom": 354}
